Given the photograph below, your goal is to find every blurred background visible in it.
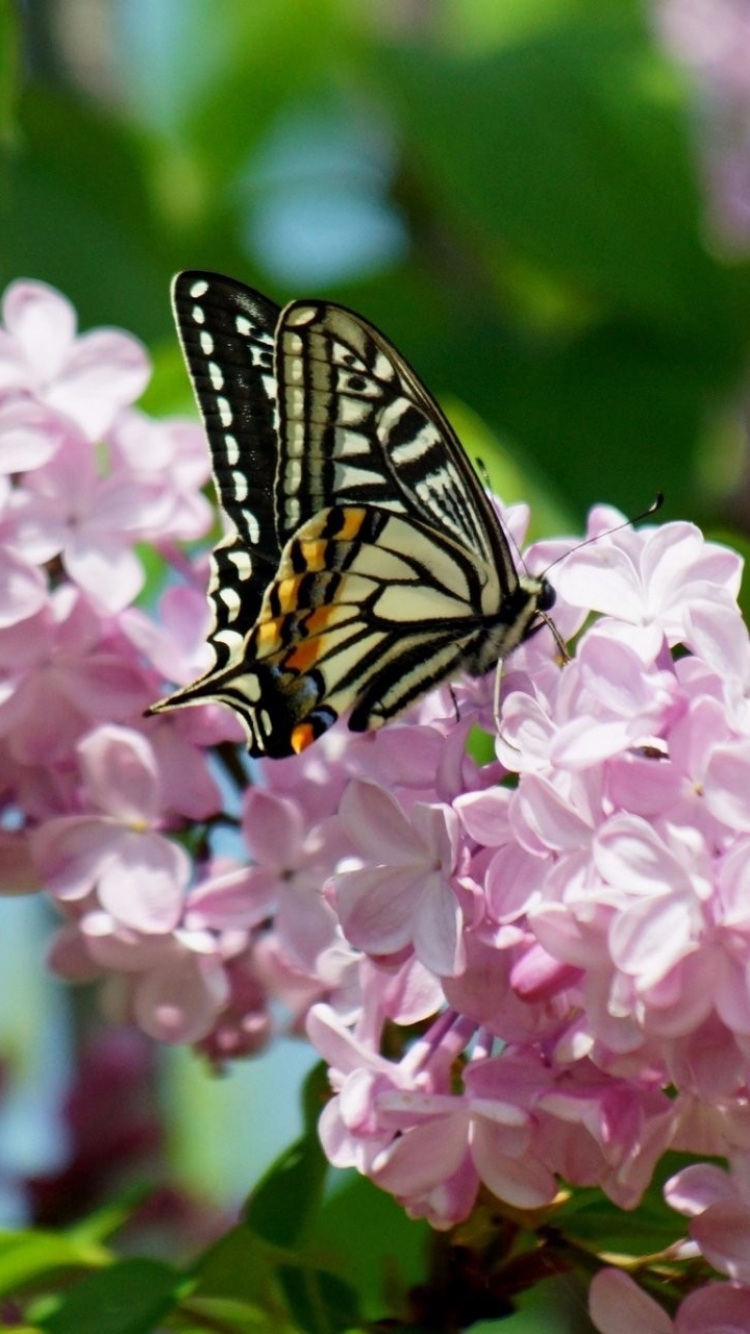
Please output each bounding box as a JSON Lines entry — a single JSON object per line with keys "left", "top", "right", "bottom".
{"left": 2, "top": 0, "right": 750, "bottom": 1272}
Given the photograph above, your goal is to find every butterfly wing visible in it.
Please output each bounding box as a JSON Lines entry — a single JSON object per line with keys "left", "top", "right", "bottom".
{"left": 273, "top": 300, "right": 515, "bottom": 579}
{"left": 151, "top": 274, "right": 552, "bottom": 754}
{"left": 193, "top": 504, "right": 512, "bottom": 757}
{"left": 170, "top": 271, "right": 282, "bottom": 668}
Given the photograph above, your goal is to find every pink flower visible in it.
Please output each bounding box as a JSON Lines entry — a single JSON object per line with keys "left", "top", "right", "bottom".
{"left": 110, "top": 410, "right": 212, "bottom": 542}
{"left": 12, "top": 269, "right": 750, "bottom": 1303}
{"left": 590, "top": 1268, "right": 750, "bottom": 1333}
{"left": 0, "top": 279, "right": 150, "bottom": 438}
{"left": 0, "top": 587, "right": 148, "bottom": 765}
{"left": 332, "top": 779, "right": 468, "bottom": 976}
{"left": 14, "top": 432, "right": 160, "bottom": 613}
{"left": 32, "top": 725, "right": 190, "bottom": 932}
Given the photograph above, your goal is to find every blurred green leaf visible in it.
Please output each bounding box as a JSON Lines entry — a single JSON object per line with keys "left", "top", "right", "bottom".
{"left": 244, "top": 1129, "right": 328, "bottom": 1251}
{"left": 473, "top": 1273, "right": 595, "bottom": 1332}
{"left": 1, "top": 87, "right": 171, "bottom": 339}
{"left": 276, "top": 1264, "right": 360, "bottom": 1334}
{"left": 190, "top": 1224, "right": 272, "bottom": 1305}
{"left": 180, "top": 1294, "right": 292, "bottom": 1333}
{"left": 0, "top": 0, "right": 20, "bottom": 149}
{"left": 184, "top": 0, "right": 355, "bottom": 188}
{"left": 378, "top": 13, "right": 732, "bottom": 329}
{"left": 0, "top": 1231, "right": 108, "bottom": 1297}
{"left": 313, "top": 1173, "right": 428, "bottom": 1321}
{"left": 39, "top": 1258, "right": 186, "bottom": 1334}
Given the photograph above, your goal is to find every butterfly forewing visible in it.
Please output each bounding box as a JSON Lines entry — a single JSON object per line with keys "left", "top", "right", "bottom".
{"left": 150, "top": 272, "right": 556, "bottom": 755}
{"left": 275, "top": 302, "right": 504, "bottom": 569}
{"left": 171, "top": 272, "right": 282, "bottom": 664}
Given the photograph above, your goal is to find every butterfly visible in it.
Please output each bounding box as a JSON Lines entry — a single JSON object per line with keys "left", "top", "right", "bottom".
{"left": 148, "top": 271, "right": 557, "bottom": 758}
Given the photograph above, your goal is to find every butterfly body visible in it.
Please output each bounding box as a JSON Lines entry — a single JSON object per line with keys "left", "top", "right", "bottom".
{"left": 149, "top": 272, "right": 556, "bottom": 757}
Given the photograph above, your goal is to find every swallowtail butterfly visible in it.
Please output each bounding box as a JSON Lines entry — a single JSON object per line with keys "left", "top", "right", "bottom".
{"left": 149, "top": 271, "right": 557, "bottom": 757}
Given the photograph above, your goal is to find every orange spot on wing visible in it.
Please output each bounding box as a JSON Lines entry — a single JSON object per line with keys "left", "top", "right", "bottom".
{"left": 291, "top": 722, "right": 316, "bottom": 754}
{"left": 337, "top": 508, "right": 366, "bottom": 541}
{"left": 254, "top": 619, "right": 283, "bottom": 652}
{"left": 285, "top": 638, "right": 322, "bottom": 672}
{"left": 296, "top": 539, "right": 328, "bottom": 571}
{"left": 306, "top": 606, "right": 337, "bottom": 636}
{"left": 276, "top": 577, "right": 301, "bottom": 613}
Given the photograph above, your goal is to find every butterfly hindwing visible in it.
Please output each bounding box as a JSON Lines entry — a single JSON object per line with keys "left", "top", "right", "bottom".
{"left": 150, "top": 272, "right": 555, "bottom": 755}
{"left": 189, "top": 504, "right": 509, "bottom": 756}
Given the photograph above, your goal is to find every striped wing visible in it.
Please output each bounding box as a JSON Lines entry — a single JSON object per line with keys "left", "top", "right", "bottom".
{"left": 151, "top": 273, "right": 553, "bottom": 756}
{"left": 190, "top": 505, "right": 510, "bottom": 758}
{"left": 274, "top": 300, "right": 517, "bottom": 586}
{"left": 171, "top": 271, "right": 281, "bottom": 667}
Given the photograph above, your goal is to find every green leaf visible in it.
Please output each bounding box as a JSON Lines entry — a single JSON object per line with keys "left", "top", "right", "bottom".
{"left": 179, "top": 1295, "right": 289, "bottom": 1334}
{"left": 190, "top": 1224, "right": 272, "bottom": 1306}
{"left": 0, "top": 0, "right": 21, "bottom": 149}
{"left": 472, "top": 1272, "right": 595, "bottom": 1332}
{"left": 1, "top": 87, "right": 171, "bottom": 342}
{"left": 40, "top": 1258, "right": 186, "bottom": 1334}
{"left": 244, "top": 1128, "right": 328, "bottom": 1250}
{"left": 379, "top": 12, "right": 734, "bottom": 330}
{"left": 276, "top": 1264, "right": 360, "bottom": 1334}
{"left": 65, "top": 1185, "right": 154, "bottom": 1248}
{"left": 313, "top": 1173, "right": 429, "bottom": 1321}
{"left": 0, "top": 1231, "right": 109, "bottom": 1297}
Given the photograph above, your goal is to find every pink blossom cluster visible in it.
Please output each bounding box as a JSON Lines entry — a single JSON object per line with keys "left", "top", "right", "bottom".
{"left": 654, "top": 0, "right": 750, "bottom": 249}
{"left": 6, "top": 280, "right": 750, "bottom": 1320}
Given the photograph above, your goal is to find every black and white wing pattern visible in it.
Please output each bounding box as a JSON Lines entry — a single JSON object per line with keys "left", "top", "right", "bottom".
{"left": 149, "top": 271, "right": 557, "bottom": 757}
{"left": 170, "top": 272, "right": 281, "bottom": 668}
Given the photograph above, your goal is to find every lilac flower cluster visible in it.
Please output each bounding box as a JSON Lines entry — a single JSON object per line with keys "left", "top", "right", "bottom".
{"left": 5, "top": 280, "right": 750, "bottom": 1318}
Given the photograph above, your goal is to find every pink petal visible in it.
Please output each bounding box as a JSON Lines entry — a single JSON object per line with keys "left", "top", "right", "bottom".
{"left": 31, "top": 815, "right": 120, "bottom": 899}
{"left": 412, "top": 872, "right": 464, "bottom": 976}
{"left": 373, "top": 1113, "right": 470, "bottom": 1194}
{"left": 341, "top": 779, "right": 422, "bottom": 864}
{"left": 454, "top": 787, "right": 512, "bottom": 847}
{"left": 664, "top": 1163, "right": 733, "bottom": 1216}
{"left": 78, "top": 725, "right": 160, "bottom": 822}
{"left": 691, "top": 1201, "right": 750, "bottom": 1282}
{"left": 335, "top": 863, "right": 419, "bottom": 954}
{"left": 64, "top": 533, "right": 144, "bottom": 612}
{"left": 97, "top": 829, "right": 189, "bottom": 932}
{"left": 588, "top": 1269, "right": 672, "bottom": 1334}
{"left": 677, "top": 1283, "right": 750, "bottom": 1331}
{"left": 186, "top": 865, "right": 278, "bottom": 930}
{"left": 0, "top": 550, "right": 47, "bottom": 627}
{"left": 704, "top": 741, "right": 750, "bottom": 833}
{"left": 513, "top": 775, "right": 592, "bottom": 852}
{"left": 242, "top": 788, "right": 305, "bottom": 869}
{"left": 554, "top": 546, "right": 644, "bottom": 622}
{"left": 2, "top": 280, "right": 77, "bottom": 379}
{"left": 485, "top": 842, "right": 544, "bottom": 921}
{"left": 61, "top": 657, "right": 150, "bottom": 721}
{"left": 147, "top": 722, "right": 221, "bottom": 821}
{"left": 0, "top": 399, "right": 68, "bottom": 472}
{"left": 134, "top": 951, "right": 229, "bottom": 1043}
{"left": 609, "top": 892, "right": 700, "bottom": 988}
{"left": 47, "top": 329, "right": 150, "bottom": 439}
{"left": 472, "top": 1123, "right": 556, "bottom": 1208}
{"left": 594, "top": 816, "right": 689, "bottom": 896}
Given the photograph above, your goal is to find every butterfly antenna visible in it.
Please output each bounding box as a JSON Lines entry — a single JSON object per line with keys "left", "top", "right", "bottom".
{"left": 540, "top": 492, "right": 664, "bottom": 579}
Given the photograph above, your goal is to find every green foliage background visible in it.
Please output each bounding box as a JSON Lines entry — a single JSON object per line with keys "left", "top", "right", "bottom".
{"left": 4, "top": 0, "right": 750, "bottom": 534}
{"left": 2, "top": 0, "right": 750, "bottom": 1329}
